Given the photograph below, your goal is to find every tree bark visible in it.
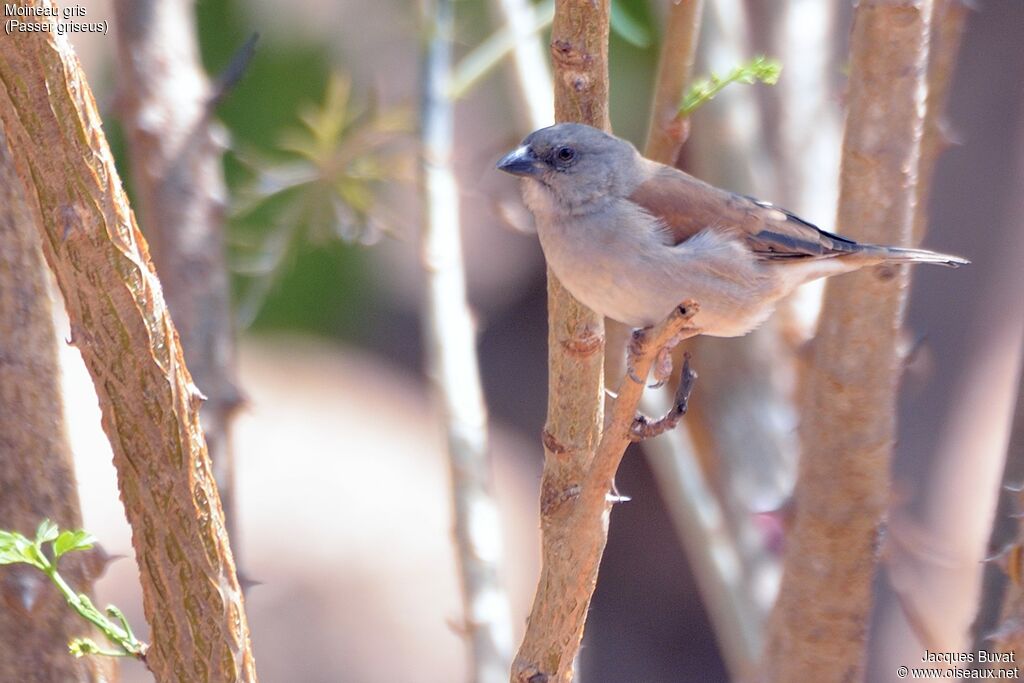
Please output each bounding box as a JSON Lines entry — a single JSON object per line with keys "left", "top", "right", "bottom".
{"left": 763, "top": 1, "right": 934, "bottom": 680}
{"left": 112, "top": 0, "right": 243, "bottom": 548}
{"left": 510, "top": 0, "right": 610, "bottom": 680}
{"left": 0, "top": 5, "right": 257, "bottom": 681}
{"left": 0, "top": 125, "right": 118, "bottom": 683}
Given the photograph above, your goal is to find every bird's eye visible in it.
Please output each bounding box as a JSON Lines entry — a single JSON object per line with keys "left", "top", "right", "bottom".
{"left": 555, "top": 146, "right": 576, "bottom": 163}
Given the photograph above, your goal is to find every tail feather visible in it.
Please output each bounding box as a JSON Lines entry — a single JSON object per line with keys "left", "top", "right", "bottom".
{"left": 865, "top": 245, "right": 970, "bottom": 268}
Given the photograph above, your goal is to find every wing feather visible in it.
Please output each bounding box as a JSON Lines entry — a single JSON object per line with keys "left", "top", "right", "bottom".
{"left": 627, "top": 163, "right": 861, "bottom": 261}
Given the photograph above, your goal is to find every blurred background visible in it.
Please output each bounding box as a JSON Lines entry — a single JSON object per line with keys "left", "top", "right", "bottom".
{"left": 45, "top": 0, "right": 1024, "bottom": 681}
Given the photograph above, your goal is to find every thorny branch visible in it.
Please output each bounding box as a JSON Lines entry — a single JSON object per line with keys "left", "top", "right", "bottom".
{"left": 0, "top": 6, "right": 257, "bottom": 681}
{"left": 512, "top": 303, "right": 700, "bottom": 682}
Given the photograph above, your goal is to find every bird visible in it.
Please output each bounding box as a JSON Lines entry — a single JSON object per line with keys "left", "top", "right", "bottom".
{"left": 496, "top": 123, "right": 967, "bottom": 339}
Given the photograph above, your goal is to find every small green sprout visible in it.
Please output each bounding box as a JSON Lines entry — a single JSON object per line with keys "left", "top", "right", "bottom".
{"left": 0, "top": 520, "right": 147, "bottom": 663}
{"left": 679, "top": 55, "right": 782, "bottom": 116}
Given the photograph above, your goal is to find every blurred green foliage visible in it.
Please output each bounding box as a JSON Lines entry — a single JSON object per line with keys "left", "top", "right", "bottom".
{"left": 113, "top": 0, "right": 662, "bottom": 341}
{"left": 196, "top": 0, "right": 382, "bottom": 339}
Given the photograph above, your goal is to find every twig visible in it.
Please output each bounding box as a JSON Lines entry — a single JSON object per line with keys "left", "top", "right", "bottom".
{"left": 420, "top": 0, "right": 513, "bottom": 681}
{"left": 513, "top": 304, "right": 700, "bottom": 682}
{"left": 113, "top": 0, "right": 246, "bottom": 550}
{"left": 488, "top": 0, "right": 555, "bottom": 129}
{"left": 0, "top": 7, "right": 257, "bottom": 680}
{"left": 763, "top": 1, "right": 936, "bottom": 680}
{"left": 452, "top": 0, "right": 555, "bottom": 110}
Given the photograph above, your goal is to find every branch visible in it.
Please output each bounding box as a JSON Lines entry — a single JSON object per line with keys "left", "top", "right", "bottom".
{"left": 420, "top": 0, "right": 513, "bottom": 680}
{"left": 644, "top": 0, "right": 705, "bottom": 164}
{"left": 763, "top": 1, "right": 935, "bottom": 680}
{"left": 488, "top": 0, "right": 555, "bottom": 129}
{"left": 453, "top": 0, "right": 554, "bottom": 113}
{"left": 513, "top": 304, "right": 700, "bottom": 682}
{"left": 510, "top": 0, "right": 611, "bottom": 679}
{"left": 0, "top": 126, "right": 117, "bottom": 683}
{"left": 0, "top": 6, "right": 257, "bottom": 681}
{"left": 112, "top": 0, "right": 245, "bottom": 549}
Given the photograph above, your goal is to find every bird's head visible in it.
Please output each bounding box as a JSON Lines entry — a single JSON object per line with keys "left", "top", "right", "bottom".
{"left": 496, "top": 123, "right": 640, "bottom": 210}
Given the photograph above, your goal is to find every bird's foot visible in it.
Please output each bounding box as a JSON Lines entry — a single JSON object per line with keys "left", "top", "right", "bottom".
{"left": 626, "top": 326, "right": 654, "bottom": 384}
{"left": 630, "top": 353, "right": 698, "bottom": 441}
{"left": 649, "top": 346, "right": 674, "bottom": 389}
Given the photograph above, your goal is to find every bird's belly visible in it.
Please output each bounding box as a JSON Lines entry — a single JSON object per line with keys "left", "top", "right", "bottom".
{"left": 537, "top": 219, "right": 783, "bottom": 337}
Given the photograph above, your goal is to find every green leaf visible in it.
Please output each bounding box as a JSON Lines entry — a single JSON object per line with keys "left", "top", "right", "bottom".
{"left": 680, "top": 56, "right": 782, "bottom": 116}
{"left": 53, "top": 530, "right": 97, "bottom": 559}
{"left": 22, "top": 542, "right": 49, "bottom": 571}
{"left": 0, "top": 531, "right": 35, "bottom": 565}
{"left": 0, "top": 548, "right": 29, "bottom": 565}
{"left": 35, "top": 519, "right": 59, "bottom": 545}
{"left": 610, "top": 0, "right": 651, "bottom": 48}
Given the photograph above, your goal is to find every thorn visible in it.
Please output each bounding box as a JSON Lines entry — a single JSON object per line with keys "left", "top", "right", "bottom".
{"left": 935, "top": 118, "right": 963, "bottom": 151}
{"left": 187, "top": 382, "right": 208, "bottom": 409}
{"left": 207, "top": 32, "right": 260, "bottom": 110}
{"left": 237, "top": 571, "right": 264, "bottom": 592}
{"left": 66, "top": 323, "right": 89, "bottom": 348}
{"left": 983, "top": 543, "right": 1024, "bottom": 584}
{"left": 79, "top": 544, "right": 125, "bottom": 583}
{"left": 985, "top": 617, "right": 1024, "bottom": 646}
{"left": 606, "top": 492, "right": 631, "bottom": 504}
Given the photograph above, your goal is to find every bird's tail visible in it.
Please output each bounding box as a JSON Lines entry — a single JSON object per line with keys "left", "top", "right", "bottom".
{"left": 861, "top": 245, "right": 970, "bottom": 268}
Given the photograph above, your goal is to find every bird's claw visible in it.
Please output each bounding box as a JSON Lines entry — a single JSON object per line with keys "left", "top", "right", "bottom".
{"left": 648, "top": 347, "right": 674, "bottom": 388}
{"left": 626, "top": 326, "right": 654, "bottom": 385}
{"left": 629, "top": 353, "right": 698, "bottom": 441}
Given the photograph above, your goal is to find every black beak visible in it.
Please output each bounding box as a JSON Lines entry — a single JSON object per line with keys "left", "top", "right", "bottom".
{"left": 496, "top": 145, "right": 543, "bottom": 177}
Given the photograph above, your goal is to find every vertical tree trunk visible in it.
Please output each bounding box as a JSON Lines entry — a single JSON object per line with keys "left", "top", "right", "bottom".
{"left": 0, "top": 125, "right": 118, "bottom": 683}
{"left": 0, "top": 6, "right": 258, "bottom": 681}
{"left": 763, "top": 1, "right": 934, "bottom": 680}
{"left": 510, "top": 0, "right": 610, "bottom": 680}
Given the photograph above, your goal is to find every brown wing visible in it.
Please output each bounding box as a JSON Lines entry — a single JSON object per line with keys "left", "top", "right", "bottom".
{"left": 627, "top": 162, "right": 861, "bottom": 260}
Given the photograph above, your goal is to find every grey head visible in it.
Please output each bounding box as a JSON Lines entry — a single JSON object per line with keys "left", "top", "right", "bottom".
{"left": 496, "top": 123, "right": 640, "bottom": 210}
